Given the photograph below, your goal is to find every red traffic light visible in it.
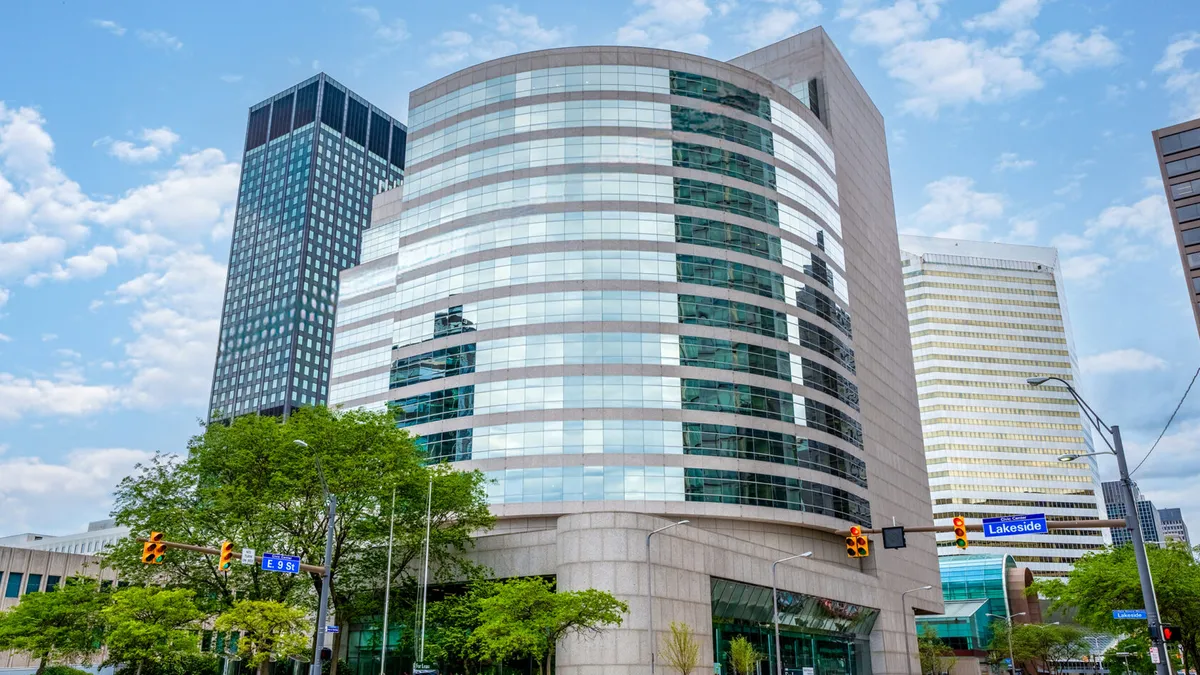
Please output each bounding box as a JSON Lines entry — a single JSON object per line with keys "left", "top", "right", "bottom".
{"left": 1159, "top": 625, "right": 1181, "bottom": 643}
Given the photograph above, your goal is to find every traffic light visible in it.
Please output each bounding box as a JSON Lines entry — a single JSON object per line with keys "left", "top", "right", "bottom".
{"left": 219, "top": 541, "right": 234, "bottom": 571}
{"left": 845, "top": 526, "right": 870, "bottom": 558}
{"left": 141, "top": 532, "right": 165, "bottom": 564}
{"left": 953, "top": 517, "right": 969, "bottom": 549}
{"left": 1157, "top": 624, "right": 1182, "bottom": 643}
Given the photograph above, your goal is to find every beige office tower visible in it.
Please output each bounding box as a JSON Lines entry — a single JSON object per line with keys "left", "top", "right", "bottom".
{"left": 331, "top": 28, "right": 941, "bottom": 675}
{"left": 899, "top": 236, "right": 1107, "bottom": 578}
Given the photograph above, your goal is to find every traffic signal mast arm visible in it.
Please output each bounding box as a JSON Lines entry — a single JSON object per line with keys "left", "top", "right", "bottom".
{"left": 136, "top": 537, "right": 325, "bottom": 575}
{"left": 834, "top": 518, "right": 1127, "bottom": 537}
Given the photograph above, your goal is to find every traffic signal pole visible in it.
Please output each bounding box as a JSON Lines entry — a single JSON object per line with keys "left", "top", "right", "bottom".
{"left": 833, "top": 519, "right": 1128, "bottom": 536}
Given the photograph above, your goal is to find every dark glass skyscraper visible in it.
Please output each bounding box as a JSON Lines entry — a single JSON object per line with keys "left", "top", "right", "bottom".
{"left": 209, "top": 73, "right": 406, "bottom": 420}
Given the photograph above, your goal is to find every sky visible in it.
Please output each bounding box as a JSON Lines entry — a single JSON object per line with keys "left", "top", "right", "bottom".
{"left": 1, "top": 0, "right": 1199, "bottom": 537}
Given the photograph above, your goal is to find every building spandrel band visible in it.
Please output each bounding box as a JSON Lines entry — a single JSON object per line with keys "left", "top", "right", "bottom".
{"left": 209, "top": 73, "right": 405, "bottom": 420}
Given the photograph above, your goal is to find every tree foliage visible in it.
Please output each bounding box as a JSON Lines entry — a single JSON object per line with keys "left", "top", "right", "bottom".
{"left": 918, "top": 626, "right": 957, "bottom": 675}
{"left": 422, "top": 581, "right": 494, "bottom": 673}
{"left": 1036, "top": 542, "right": 1200, "bottom": 672}
{"left": 661, "top": 622, "right": 701, "bottom": 675}
{"left": 105, "top": 406, "right": 495, "bottom": 674}
{"left": 214, "top": 600, "right": 310, "bottom": 675}
{"left": 469, "top": 577, "right": 628, "bottom": 675}
{"left": 728, "top": 636, "right": 763, "bottom": 675}
{"left": 1103, "top": 635, "right": 1183, "bottom": 675}
{"left": 0, "top": 579, "right": 107, "bottom": 675}
{"left": 101, "top": 587, "right": 205, "bottom": 675}
{"left": 988, "top": 622, "right": 1088, "bottom": 675}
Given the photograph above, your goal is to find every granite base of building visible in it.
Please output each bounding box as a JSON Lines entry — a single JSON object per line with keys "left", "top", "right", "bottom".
{"left": 466, "top": 511, "right": 939, "bottom": 675}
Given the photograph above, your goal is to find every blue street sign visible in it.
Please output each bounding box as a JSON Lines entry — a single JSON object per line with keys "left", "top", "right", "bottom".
{"left": 326, "top": 625, "right": 340, "bottom": 633}
{"left": 261, "top": 552, "right": 302, "bottom": 574}
{"left": 1113, "top": 610, "right": 1148, "bottom": 620}
{"left": 982, "top": 513, "right": 1048, "bottom": 538}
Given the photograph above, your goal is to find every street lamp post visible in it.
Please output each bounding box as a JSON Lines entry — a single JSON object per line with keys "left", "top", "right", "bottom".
{"left": 294, "top": 440, "right": 336, "bottom": 675}
{"left": 1029, "top": 375, "right": 1172, "bottom": 675}
{"left": 647, "top": 520, "right": 689, "bottom": 675}
{"left": 1115, "top": 651, "right": 1133, "bottom": 675}
{"left": 902, "top": 586, "right": 933, "bottom": 675}
{"left": 771, "top": 552, "right": 813, "bottom": 675}
{"left": 988, "top": 612, "right": 1026, "bottom": 675}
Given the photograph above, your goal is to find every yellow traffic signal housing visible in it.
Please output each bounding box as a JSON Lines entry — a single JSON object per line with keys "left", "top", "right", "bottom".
{"left": 219, "top": 541, "right": 234, "bottom": 571}
{"left": 142, "top": 531, "right": 165, "bottom": 564}
{"left": 953, "top": 517, "right": 969, "bottom": 549}
{"left": 845, "top": 526, "right": 870, "bottom": 558}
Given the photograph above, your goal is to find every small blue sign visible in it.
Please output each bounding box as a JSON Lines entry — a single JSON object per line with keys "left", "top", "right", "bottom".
{"left": 982, "top": 514, "right": 1048, "bottom": 538}
{"left": 261, "top": 552, "right": 302, "bottom": 574}
{"left": 1113, "top": 610, "right": 1148, "bottom": 620}
{"left": 326, "top": 625, "right": 340, "bottom": 633}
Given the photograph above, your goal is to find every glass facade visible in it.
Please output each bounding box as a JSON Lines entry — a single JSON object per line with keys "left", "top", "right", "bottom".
{"left": 711, "top": 578, "right": 875, "bottom": 675}
{"left": 332, "top": 60, "right": 868, "bottom": 527}
{"left": 209, "top": 74, "right": 405, "bottom": 420}
{"left": 917, "top": 554, "right": 1015, "bottom": 650}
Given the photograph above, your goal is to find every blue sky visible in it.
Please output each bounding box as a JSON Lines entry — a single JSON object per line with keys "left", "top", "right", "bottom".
{"left": 2, "top": 0, "right": 1199, "bottom": 536}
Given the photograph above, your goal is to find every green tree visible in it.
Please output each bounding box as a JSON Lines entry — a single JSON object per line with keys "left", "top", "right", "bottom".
{"left": 101, "top": 587, "right": 206, "bottom": 675}
{"left": 918, "top": 626, "right": 957, "bottom": 675}
{"left": 0, "top": 579, "right": 107, "bottom": 674}
{"left": 214, "top": 600, "right": 310, "bottom": 675}
{"left": 661, "top": 622, "right": 701, "bottom": 675}
{"left": 423, "top": 581, "right": 494, "bottom": 673}
{"left": 469, "top": 577, "right": 628, "bottom": 675}
{"left": 105, "top": 406, "right": 495, "bottom": 674}
{"left": 1103, "top": 635, "right": 1177, "bottom": 675}
{"left": 1037, "top": 542, "right": 1200, "bottom": 672}
{"left": 989, "top": 622, "right": 1088, "bottom": 675}
{"left": 727, "top": 635, "right": 762, "bottom": 675}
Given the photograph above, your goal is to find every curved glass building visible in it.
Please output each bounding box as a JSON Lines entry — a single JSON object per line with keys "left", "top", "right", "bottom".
{"left": 332, "top": 29, "right": 941, "bottom": 675}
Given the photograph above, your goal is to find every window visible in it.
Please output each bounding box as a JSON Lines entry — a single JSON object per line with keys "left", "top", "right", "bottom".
{"left": 669, "top": 71, "right": 772, "bottom": 120}
{"left": 1184, "top": 227, "right": 1200, "bottom": 247}
{"left": 24, "top": 574, "right": 42, "bottom": 594}
{"left": 45, "top": 576, "right": 61, "bottom": 591}
{"left": 1161, "top": 128, "right": 1200, "bottom": 155}
{"left": 4, "top": 573, "right": 23, "bottom": 598}
{"left": 1193, "top": 277, "right": 1200, "bottom": 294}
{"left": 1188, "top": 252, "right": 1200, "bottom": 269}
{"left": 1171, "top": 178, "right": 1200, "bottom": 200}
{"left": 1166, "top": 154, "right": 1200, "bottom": 178}
{"left": 1178, "top": 202, "right": 1200, "bottom": 224}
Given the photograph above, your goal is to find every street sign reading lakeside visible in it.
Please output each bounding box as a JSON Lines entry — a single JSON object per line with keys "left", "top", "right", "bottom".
{"left": 1113, "top": 610, "right": 1148, "bottom": 620}
{"left": 982, "top": 513, "right": 1048, "bottom": 538}
{"left": 260, "top": 552, "right": 302, "bottom": 574}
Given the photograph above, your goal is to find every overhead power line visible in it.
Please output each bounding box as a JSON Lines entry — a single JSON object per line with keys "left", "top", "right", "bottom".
{"left": 1130, "top": 365, "right": 1200, "bottom": 476}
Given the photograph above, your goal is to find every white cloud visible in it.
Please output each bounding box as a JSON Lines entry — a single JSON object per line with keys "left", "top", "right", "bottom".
{"left": 24, "top": 244, "right": 119, "bottom": 285}
{"left": 881, "top": 36, "right": 1042, "bottom": 116}
{"left": 1154, "top": 32, "right": 1200, "bottom": 122}
{"left": 963, "top": 0, "right": 1042, "bottom": 32}
{"left": 136, "top": 29, "right": 183, "bottom": 51}
{"left": 740, "top": 3, "right": 823, "bottom": 48}
{"left": 1085, "top": 195, "right": 1175, "bottom": 249}
{"left": 994, "top": 151, "right": 1035, "bottom": 171}
{"left": 95, "top": 126, "right": 180, "bottom": 164}
{"left": 1054, "top": 172, "right": 1086, "bottom": 199}
{"left": 41, "top": 333, "right": 57, "bottom": 342}
{"left": 0, "top": 235, "right": 68, "bottom": 278}
{"left": 91, "top": 19, "right": 126, "bottom": 37}
{"left": 428, "top": 6, "right": 572, "bottom": 69}
{"left": 1038, "top": 29, "right": 1121, "bottom": 73}
{"left": 1080, "top": 349, "right": 1168, "bottom": 374}
{"left": 0, "top": 373, "right": 121, "bottom": 420}
{"left": 351, "top": 5, "right": 410, "bottom": 43}
{"left": 1051, "top": 233, "right": 1091, "bottom": 253}
{"left": 847, "top": 0, "right": 942, "bottom": 47}
{"left": 0, "top": 333, "right": 11, "bottom": 342}
{"left": 0, "top": 287, "right": 9, "bottom": 307}
{"left": 909, "top": 176, "right": 1005, "bottom": 237}
{"left": 1006, "top": 218, "right": 1038, "bottom": 241}
{"left": 616, "top": 0, "right": 712, "bottom": 54}
{"left": 1060, "top": 253, "right": 1110, "bottom": 284}
{"left": 0, "top": 447, "right": 154, "bottom": 533}
{"left": 0, "top": 103, "right": 93, "bottom": 241}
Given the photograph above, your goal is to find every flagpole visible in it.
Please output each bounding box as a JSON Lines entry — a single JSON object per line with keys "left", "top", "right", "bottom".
{"left": 379, "top": 487, "right": 396, "bottom": 675}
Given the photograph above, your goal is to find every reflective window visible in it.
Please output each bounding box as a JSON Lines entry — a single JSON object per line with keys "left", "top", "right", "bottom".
{"left": 669, "top": 71, "right": 772, "bottom": 120}
{"left": 24, "top": 574, "right": 42, "bottom": 595}
{"left": 683, "top": 423, "right": 866, "bottom": 486}
{"left": 1161, "top": 128, "right": 1200, "bottom": 155}
{"left": 1167, "top": 154, "right": 1200, "bottom": 178}
{"left": 799, "top": 358, "right": 859, "bottom": 410}
{"left": 678, "top": 254, "right": 786, "bottom": 300}
{"left": 484, "top": 465, "right": 686, "bottom": 503}
{"left": 1193, "top": 277, "right": 1200, "bottom": 294}
{"left": 682, "top": 378, "right": 794, "bottom": 423}
{"left": 419, "top": 429, "right": 474, "bottom": 462}
{"left": 436, "top": 419, "right": 685, "bottom": 461}
{"left": 797, "top": 285, "right": 851, "bottom": 337}
{"left": 473, "top": 333, "right": 677, "bottom": 370}
{"left": 1170, "top": 177, "right": 1200, "bottom": 200}
{"left": 673, "top": 142, "right": 775, "bottom": 190}
{"left": 802, "top": 398, "right": 863, "bottom": 448}
{"left": 770, "top": 101, "right": 836, "bottom": 170}
{"left": 675, "top": 178, "right": 778, "bottom": 225}
{"left": 679, "top": 294, "right": 789, "bottom": 340}
{"left": 390, "top": 344, "right": 476, "bottom": 388}
{"left": 4, "top": 573, "right": 22, "bottom": 598}
{"left": 1179, "top": 202, "right": 1200, "bottom": 224}
{"left": 410, "top": 99, "right": 672, "bottom": 164}
{"left": 685, "top": 469, "right": 871, "bottom": 526}
{"left": 410, "top": 65, "right": 672, "bottom": 130}
{"left": 1188, "top": 252, "right": 1200, "bottom": 269}
{"left": 390, "top": 386, "right": 475, "bottom": 426}
{"left": 1184, "top": 227, "right": 1200, "bottom": 247}
{"left": 792, "top": 317, "right": 856, "bottom": 372}
{"left": 672, "top": 105, "right": 773, "bottom": 154}
{"left": 676, "top": 215, "right": 781, "bottom": 262}
{"left": 680, "top": 336, "right": 791, "bottom": 381}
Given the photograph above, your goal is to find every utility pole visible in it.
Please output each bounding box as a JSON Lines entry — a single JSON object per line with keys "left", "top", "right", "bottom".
{"left": 296, "top": 440, "right": 337, "bottom": 675}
